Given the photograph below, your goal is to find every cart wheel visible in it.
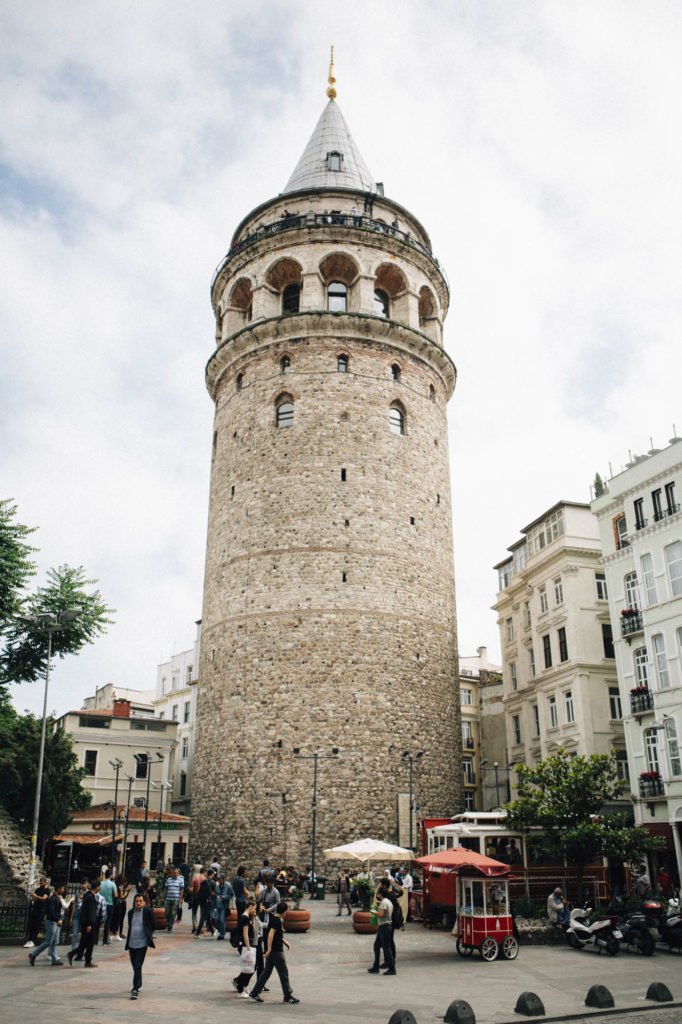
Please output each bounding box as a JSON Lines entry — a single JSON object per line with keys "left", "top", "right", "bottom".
{"left": 480, "top": 937, "right": 499, "bottom": 962}
{"left": 502, "top": 935, "right": 519, "bottom": 960}
{"left": 456, "top": 939, "right": 473, "bottom": 958}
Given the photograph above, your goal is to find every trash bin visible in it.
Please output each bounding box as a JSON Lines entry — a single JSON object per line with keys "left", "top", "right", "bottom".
{"left": 314, "top": 878, "right": 326, "bottom": 900}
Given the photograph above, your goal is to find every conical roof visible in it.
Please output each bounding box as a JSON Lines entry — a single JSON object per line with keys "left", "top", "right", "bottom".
{"left": 283, "top": 99, "right": 375, "bottom": 194}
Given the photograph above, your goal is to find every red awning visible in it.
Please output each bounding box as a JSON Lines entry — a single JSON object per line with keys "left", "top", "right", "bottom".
{"left": 416, "top": 848, "right": 510, "bottom": 877}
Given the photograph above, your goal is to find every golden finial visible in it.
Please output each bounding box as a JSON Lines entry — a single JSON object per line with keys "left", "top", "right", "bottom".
{"left": 326, "top": 45, "right": 337, "bottom": 100}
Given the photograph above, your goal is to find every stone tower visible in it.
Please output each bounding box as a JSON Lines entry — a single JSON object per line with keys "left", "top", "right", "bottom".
{"left": 192, "top": 68, "right": 461, "bottom": 868}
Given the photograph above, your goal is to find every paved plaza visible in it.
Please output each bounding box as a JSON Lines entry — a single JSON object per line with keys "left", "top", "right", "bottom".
{"left": 2, "top": 900, "right": 682, "bottom": 1024}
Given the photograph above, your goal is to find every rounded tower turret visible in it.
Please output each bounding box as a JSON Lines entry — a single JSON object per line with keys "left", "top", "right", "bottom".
{"left": 192, "top": 80, "right": 461, "bottom": 866}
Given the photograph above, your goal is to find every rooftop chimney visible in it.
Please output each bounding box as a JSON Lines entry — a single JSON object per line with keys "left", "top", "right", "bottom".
{"left": 112, "top": 698, "right": 131, "bottom": 719}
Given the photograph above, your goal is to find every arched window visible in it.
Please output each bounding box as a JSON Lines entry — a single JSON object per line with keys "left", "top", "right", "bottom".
{"left": 389, "top": 403, "right": 405, "bottom": 436}
{"left": 624, "top": 571, "right": 640, "bottom": 609}
{"left": 374, "top": 289, "right": 389, "bottom": 318}
{"left": 236, "top": 373, "right": 244, "bottom": 391}
{"left": 391, "top": 363, "right": 401, "bottom": 382}
{"left": 327, "top": 281, "right": 347, "bottom": 312}
{"left": 337, "top": 354, "right": 349, "bottom": 373}
{"left": 282, "top": 284, "right": 300, "bottom": 314}
{"left": 276, "top": 393, "right": 294, "bottom": 428}
{"left": 280, "top": 355, "right": 291, "bottom": 373}
{"left": 634, "top": 646, "right": 649, "bottom": 687}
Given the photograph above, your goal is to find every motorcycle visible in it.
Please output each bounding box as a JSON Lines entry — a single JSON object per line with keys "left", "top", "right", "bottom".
{"left": 610, "top": 894, "right": 682, "bottom": 955}
{"left": 566, "top": 904, "right": 622, "bottom": 955}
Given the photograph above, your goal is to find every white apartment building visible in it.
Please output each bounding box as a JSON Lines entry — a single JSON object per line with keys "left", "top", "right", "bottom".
{"left": 493, "top": 502, "right": 626, "bottom": 792}
{"left": 592, "top": 439, "right": 682, "bottom": 882}
{"left": 152, "top": 621, "right": 201, "bottom": 816}
{"left": 458, "top": 648, "right": 503, "bottom": 811}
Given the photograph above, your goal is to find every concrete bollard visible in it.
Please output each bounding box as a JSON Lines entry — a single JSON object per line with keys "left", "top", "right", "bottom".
{"left": 585, "top": 984, "right": 614, "bottom": 1009}
{"left": 388, "top": 1012, "right": 418, "bottom": 1024}
{"left": 514, "top": 992, "right": 545, "bottom": 1017}
{"left": 444, "top": 1000, "right": 475, "bottom": 1024}
{"left": 646, "top": 982, "right": 673, "bottom": 1003}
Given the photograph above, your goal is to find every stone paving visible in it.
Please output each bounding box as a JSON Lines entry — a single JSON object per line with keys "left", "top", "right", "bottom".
{"left": 2, "top": 899, "right": 682, "bottom": 1024}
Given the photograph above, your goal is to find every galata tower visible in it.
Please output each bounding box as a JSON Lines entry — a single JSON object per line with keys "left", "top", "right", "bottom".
{"left": 192, "top": 60, "right": 461, "bottom": 868}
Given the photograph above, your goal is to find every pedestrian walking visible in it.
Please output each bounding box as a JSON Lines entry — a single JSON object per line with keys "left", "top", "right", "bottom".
{"left": 214, "top": 874, "right": 234, "bottom": 940}
{"left": 25, "top": 877, "right": 50, "bottom": 948}
{"left": 366, "top": 881, "right": 396, "bottom": 975}
{"left": 233, "top": 899, "right": 258, "bottom": 996}
{"left": 69, "top": 879, "right": 100, "bottom": 967}
{"left": 70, "top": 882, "right": 89, "bottom": 954}
{"left": 249, "top": 901, "right": 300, "bottom": 1003}
{"left": 232, "top": 864, "right": 250, "bottom": 919}
{"left": 100, "top": 871, "right": 118, "bottom": 944}
{"left": 164, "top": 868, "right": 184, "bottom": 933}
{"left": 195, "top": 868, "right": 217, "bottom": 936}
{"left": 126, "top": 893, "right": 156, "bottom": 999}
{"left": 28, "top": 885, "right": 66, "bottom": 966}
{"left": 336, "top": 871, "right": 352, "bottom": 916}
{"left": 113, "top": 877, "right": 130, "bottom": 938}
{"left": 190, "top": 864, "right": 205, "bottom": 933}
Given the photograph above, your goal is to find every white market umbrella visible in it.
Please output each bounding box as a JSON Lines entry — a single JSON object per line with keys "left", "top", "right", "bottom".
{"left": 323, "top": 838, "right": 413, "bottom": 863}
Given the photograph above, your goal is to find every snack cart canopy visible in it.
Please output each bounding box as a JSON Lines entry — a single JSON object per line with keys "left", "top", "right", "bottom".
{"left": 415, "top": 847, "right": 510, "bottom": 876}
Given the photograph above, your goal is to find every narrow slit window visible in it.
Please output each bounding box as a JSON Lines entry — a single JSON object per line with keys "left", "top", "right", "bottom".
{"left": 389, "top": 403, "right": 405, "bottom": 435}
{"left": 337, "top": 354, "right": 349, "bottom": 373}
{"left": 276, "top": 394, "right": 294, "bottom": 428}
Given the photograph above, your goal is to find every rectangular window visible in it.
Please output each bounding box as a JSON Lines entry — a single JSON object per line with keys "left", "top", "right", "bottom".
{"left": 652, "top": 633, "right": 670, "bottom": 689}
{"left": 498, "top": 563, "right": 513, "bottom": 591}
{"left": 665, "top": 481, "right": 678, "bottom": 515}
{"left": 183, "top": 701, "right": 191, "bottom": 724}
{"left": 652, "top": 488, "right": 664, "bottom": 522}
{"left": 464, "top": 790, "right": 475, "bottom": 811}
{"left": 609, "top": 686, "right": 622, "bottom": 720}
{"left": 634, "top": 497, "right": 646, "bottom": 530}
{"left": 135, "top": 753, "right": 149, "bottom": 780}
{"left": 641, "top": 553, "right": 658, "bottom": 605}
{"left": 615, "top": 749, "right": 630, "bottom": 783}
{"left": 172, "top": 704, "right": 178, "bottom": 721}
{"left": 180, "top": 771, "right": 187, "bottom": 796}
{"left": 505, "top": 617, "right": 514, "bottom": 642}
{"left": 542, "top": 633, "right": 552, "bottom": 669}
{"left": 523, "top": 601, "right": 531, "bottom": 628}
{"left": 646, "top": 730, "right": 660, "bottom": 774}
{"left": 602, "top": 623, "right": 615, "bottom": 658}
{"left": 510, "top": 661, "right": 517, "bottom": 691}
{"left": 665, "top": 541, "right": 682, "bottom": 597}
{"left": 462, "top": 721, "right": 473, "bottom": 747}
{"left": 666, "top": 719, "right": 681, "bottom": 777}
{"left": 539, "top": 586, "right": 548, "bottom": 614}
{"left": 625, "top": 572, "right": 640, "bottom": 609}
{"left": 512, "top": 714, "right": 521, "bottom": 745}
{"left": 84, "top": 750, "right": 98, "bottom": 776}
{"left": 558, "top": 627, "right": 568, "bottom": 662}
{"left": 564, "top": 690, "right": 575, "bottom": 723}
{"left": 181, "top": 736, "right": 189, "bottom": 759}
{"left": 533, "top": 704, "right": 540, "bottom": 737}
{"left": 186, "top": 665, "right": 193, "bottom": 684}
{"left": 615, "top": 515, "right": 629, "bottom": 550}
{"left": 463, "top": 757, "right": 474, "bottom": 784}
{"left": 634, "top": 646, "right": 649, "bottom": 687}
{"left": 548, "top": 696, "right": 558, "bottom": 729}
{"left": 161, "top": 676, "right": 167, "bottom": 695}
{"left": 172, "top": 670, "right": 180, "bottom": 690}
{"left": 461, "top": 688, "right": 473, "bottom": 706}
{"left": 595, "top": 573, "right": 608, "bottom": 600}
{"left": 529, "top": 647, "right": 536, "bottom": 678}
{"left": 553, "top": 577, "right": 563, "bottom": 606}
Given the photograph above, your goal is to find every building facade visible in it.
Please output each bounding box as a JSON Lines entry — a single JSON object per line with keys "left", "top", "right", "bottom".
{"left": 493, "top": 502, "right": 626, "bottom": 790}
{"left": 458, "top": 647, "right": 503, "bottom": 811}
{"left": 192, "top": 73, "right": 462, "bottom": 866}
{"left": 592, "top": 439, "right": 682, "bottom": 882}
{"left": 152, "top": 621, "right": 200, "bottom": 816}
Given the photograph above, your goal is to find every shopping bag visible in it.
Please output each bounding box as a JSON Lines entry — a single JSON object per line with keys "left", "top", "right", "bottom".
{"left": 240, "top": 946, "right": 257, "bottom": 974}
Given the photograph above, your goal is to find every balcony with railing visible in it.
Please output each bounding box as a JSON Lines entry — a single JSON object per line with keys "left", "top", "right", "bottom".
{"left": 639, "top": 773, "right": 665, "bottom": 799}
{"left": 621, "top": 609, "right": 644, "bottom": 637}
{"left": 630, "top": 687, "right": 654, "bottom": 715}
{"left": 653, "top": 504, "right": 680, "bottom": 523}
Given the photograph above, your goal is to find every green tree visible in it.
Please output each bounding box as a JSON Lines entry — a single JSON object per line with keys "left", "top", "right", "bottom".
{"left": 0, "top": 691, "right": 91, "bottom": 849}
{"left": 593, "top": 472, "right": 606, "bottom": 498}
{"left": 505, "top": 749, "right": 662, "bottom": 900}
{"left": 0, "top": 499, "right": 37, "bottom": 628}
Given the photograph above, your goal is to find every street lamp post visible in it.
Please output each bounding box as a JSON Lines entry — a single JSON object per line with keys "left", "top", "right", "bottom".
{"left": 401, "top": 751, "right": 424, "bottom": 850}
{"left": 121, "top": 773, "right": 134, "bottom": 878}
{"left": 293, "top": 748, "right": 339, "bottom": 886}
{"left": 151, "top": 781, "right": 173, "bottom": 867}
{"left": 133, "top": 752, "right": 163, "bottom": 867}
{"left": 108, "top": 758, "right": 123, "bottom": 873}
{"left": 19, "top": 608, "right": 80, "bottom": 893}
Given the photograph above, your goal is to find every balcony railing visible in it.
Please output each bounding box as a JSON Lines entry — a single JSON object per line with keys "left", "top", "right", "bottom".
{"left": 630, "top": 689, "right": 654, "bottom": 715}
{"left": 635, "top": 518, "right": 648, "bottom": 531}
{"left": 653, "top": 504, "right": 680, "bottom": 523}
{"left": 621, "top": 611, "right": 644, "bottom": 636}
{"left": 639, "top": 777, "right": 665, "bottom": 799}
{"left": 464, "top": 738, "right": 475, "bottom": 749}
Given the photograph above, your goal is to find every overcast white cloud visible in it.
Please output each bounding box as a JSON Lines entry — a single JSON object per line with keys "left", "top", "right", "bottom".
{"left": 2, "top": 0, "right": 680, "bottom": 716}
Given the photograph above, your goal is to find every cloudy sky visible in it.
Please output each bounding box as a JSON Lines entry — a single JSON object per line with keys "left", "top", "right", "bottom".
{"left": 3, "top": 1, "right": 680, "bottom": 717}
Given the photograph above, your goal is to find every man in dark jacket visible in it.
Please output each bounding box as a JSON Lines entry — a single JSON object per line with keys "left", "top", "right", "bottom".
{"left": 69, "top": 880, "right": 99, "bottom": 967}
{"left": 29, "top": 884, "right": 65, "bottom": 965}
{"left": 125, "top": 893, "right": 156, "bottom": 999}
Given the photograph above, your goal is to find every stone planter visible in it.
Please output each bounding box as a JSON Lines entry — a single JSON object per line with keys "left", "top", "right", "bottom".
{"left": 283, "top": 908, "right": 310, "bottom": 933}
{"left": 153, "top": 906, "right": 167, "bottom": 930}
{"left": 352, "top": 910, "right": 376, "bottom": 935}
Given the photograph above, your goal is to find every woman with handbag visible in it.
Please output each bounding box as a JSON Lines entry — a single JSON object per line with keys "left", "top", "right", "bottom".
{"left": 233, "top": 899, "right": 258, "bottom": 996}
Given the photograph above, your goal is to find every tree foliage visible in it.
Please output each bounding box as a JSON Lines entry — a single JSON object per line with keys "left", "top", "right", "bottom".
{"left": 0, "top": 692, "right": 91, "bottom": 846}
{"left": 0, "top": 564, "right": 114, "bottom": 685}
{"left": 593, "top": 472, "right": 606, "bottom": 498}
{"left": 0, "top": 499, "right": 37, "bottom": 627}
{"left": 505, "top": 750, "right": 662, "bottom": 898}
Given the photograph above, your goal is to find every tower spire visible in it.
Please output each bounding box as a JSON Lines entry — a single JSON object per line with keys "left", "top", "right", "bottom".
{"left": 326, "top": 45, "right": 337, "bottom": 100}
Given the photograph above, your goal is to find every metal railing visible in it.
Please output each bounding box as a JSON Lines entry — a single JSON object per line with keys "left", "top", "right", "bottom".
{"left": 630, "top": 689, "right": 654, "bottom": 715}
{"left": 211, "top": 212, "right": 449, "bottom": 293}
{"left": 639, "top": 777, "right": 665, "bottom": 799}
{"left": 621, "top": 611, "right": 644, "bottom": 636}
{"left": 0, "top": 901, "right": 29, "bottom": 940}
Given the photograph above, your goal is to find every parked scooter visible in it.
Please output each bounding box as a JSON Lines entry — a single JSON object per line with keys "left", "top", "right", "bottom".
{"left": 566, "top": 904, "right": 622, "bottom": 955}
{"left": 610, "top": 893, "right": 682, "bottom": 955}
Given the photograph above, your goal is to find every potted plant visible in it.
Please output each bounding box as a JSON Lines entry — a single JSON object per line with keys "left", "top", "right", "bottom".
{"left": 352, "top": 878, "right": 377, "bottom": 934}
{"left": 283, "top": 886, "right": 310, "bottom": 934}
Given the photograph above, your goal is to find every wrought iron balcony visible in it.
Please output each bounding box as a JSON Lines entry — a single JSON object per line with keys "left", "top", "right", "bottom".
{"left": 639, "top": 776, "right": 665, "bottom": 799}
{"left": 630, "top": 689, "right": 654, "bottom": 715}
{"left": 621, "top": 611, "right": 643, "bottom": 636}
